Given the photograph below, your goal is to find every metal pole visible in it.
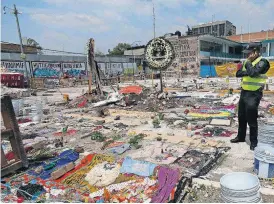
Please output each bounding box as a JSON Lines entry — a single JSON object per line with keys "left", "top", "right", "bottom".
{"left": 13, "top": 5, "right": 29, "bottom": 84}
{"left": 132, "top": 48, "right": 134, "bottom": 82}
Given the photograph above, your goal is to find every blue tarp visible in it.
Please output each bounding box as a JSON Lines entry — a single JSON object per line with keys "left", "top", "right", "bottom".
{"left": 200, "top": 65, "right": 217, "bottom": 78}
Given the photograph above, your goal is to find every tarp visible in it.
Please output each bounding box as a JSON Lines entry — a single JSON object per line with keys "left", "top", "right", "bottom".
{"left": 215, "top": 61, "right": 274, "bottom": 77}
{"left": 119, "top": 85, "right": 143, "bottom": 95}
{"left": 200, "top": 65, "right": 217, "bottom": 78}
{"left": 215, "top": 63, "right": 238, "bottom": 77}
{"left": 267, "top": 61, "right": 274, "bottom": 77}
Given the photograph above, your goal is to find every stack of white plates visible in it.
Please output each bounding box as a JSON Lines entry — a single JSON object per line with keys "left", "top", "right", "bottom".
{"left": 258, "top": 123, "right": 274, "bottom": 145}
{"left": 220, "top": 172, "right": 261, "bottom": 203}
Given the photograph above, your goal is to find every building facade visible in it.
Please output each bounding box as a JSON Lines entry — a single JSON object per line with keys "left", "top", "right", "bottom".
{"left": 226, "top": 30, "right": 274, "bottom": 43}
{"left": 192, "top": 21, "right": 236, "bottom": 37}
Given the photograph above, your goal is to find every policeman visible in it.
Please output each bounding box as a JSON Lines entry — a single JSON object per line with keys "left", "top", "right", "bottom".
{"left": 230, "top": 43, "right": 270, "bottom": 150}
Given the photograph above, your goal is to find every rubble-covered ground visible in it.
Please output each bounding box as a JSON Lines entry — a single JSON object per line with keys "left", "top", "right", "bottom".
{"left": 1, "top": 78, "right": 274, "bottom": 203}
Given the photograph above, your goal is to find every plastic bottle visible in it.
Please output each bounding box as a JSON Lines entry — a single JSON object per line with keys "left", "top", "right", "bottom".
{"left": 187, "top": 122, "right": 192, "bottom": 137}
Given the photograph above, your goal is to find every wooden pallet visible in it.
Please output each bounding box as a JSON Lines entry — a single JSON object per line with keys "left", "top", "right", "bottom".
{"left": 1, "top": 95, "right": 28, "bottom": 177}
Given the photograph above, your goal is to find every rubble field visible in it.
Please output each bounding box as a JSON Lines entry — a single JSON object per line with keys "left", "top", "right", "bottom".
{"left": 1, "top": 78, "right": 274, "bottom": 203}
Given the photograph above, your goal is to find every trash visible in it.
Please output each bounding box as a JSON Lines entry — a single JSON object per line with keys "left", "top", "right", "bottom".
{"left": 114, "top": 115, "right": 120, "bottom": 120}
{"left": 210, "top": 119, "right": 231, "bottom": 126}
{"left": 187, "top": 122, "right": 193, "bottom": 137}
{"left": 174, "top": 120, "right": 185, "bottom": 126}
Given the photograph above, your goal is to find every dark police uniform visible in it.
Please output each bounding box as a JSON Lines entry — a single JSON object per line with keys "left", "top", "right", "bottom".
{"left": 231, "top": 43, "right": 270, "bottom": 150}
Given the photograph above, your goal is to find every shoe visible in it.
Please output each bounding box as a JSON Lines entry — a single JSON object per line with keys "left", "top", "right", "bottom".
{"left": 230, "top": 137, "right": 245, "bottom": 143}
{"left": 250, "top": 145, "right": 257, "bottom": 151}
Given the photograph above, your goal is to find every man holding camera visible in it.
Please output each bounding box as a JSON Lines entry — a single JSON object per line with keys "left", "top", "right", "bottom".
{"left": 230, "top": 43, "right": 270, "bottom": 150}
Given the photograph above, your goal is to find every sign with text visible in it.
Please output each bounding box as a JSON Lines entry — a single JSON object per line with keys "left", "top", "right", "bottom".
{"left": 168, "top": 36, "right": 199, "bottom": 75}
{"left": 62, "top": 62, "right": 86, "bottom": 77}
{"left": 1, "top": 60, "right": 31, "bottom": 76}
{"left": 32, "top": 62, "right": 61, "bottom": 78}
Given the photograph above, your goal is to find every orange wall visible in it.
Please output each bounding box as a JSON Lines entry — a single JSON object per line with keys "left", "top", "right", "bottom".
{"left": 227, "top": 31, "right": 274, "bottom": 43}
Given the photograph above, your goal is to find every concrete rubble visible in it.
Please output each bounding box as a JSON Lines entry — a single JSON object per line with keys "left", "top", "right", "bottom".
{"left": 1, "top": 78, "right": 274, "bottom": 203}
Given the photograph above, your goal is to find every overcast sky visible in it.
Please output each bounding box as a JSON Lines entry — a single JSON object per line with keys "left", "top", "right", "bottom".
{"left": 1, "top": 0, "right": 274, "bottom": 54}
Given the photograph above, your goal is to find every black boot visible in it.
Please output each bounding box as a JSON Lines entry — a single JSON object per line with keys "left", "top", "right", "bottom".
{"left": 230, "top": 137, "right": 245, "bottom": 143}
{"left": 250, "top": 144, "right": 257, "bottom": 151}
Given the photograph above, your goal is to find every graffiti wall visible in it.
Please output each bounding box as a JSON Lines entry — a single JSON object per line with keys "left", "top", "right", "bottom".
{"left": 62, "top": 62, "right": 86, "bottom": 77}
{"left": 32, "top": 62, "right": 61, "bottom": 78}
{"left": 97, "top": 63, "right": 106, "bottom": 74}
{"left": 167, "top": 36, "right": 199, "bottom": 76}
{"left": 1, "top": 60, "right": 31, "bottom": 76}
{"left": 105, "top": 63, "right": 123, "bottom": 75}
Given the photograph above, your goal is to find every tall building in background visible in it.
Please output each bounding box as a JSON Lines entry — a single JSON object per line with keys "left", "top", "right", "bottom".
{"left": 192, "top": 20, "right": 236, "bottom": 37}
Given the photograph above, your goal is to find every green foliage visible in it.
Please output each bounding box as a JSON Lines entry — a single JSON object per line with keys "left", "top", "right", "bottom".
{"left": 95, "top": 50, "right": 105, "bottom": 56}
{"left": 158, "top": 112, "right": 164, "bottom": 120}
{"left": 153, "top": 117, "right": 160, "bottom": 128}
{"left": 108, "top": 43, "right": 131, "bottom": 55}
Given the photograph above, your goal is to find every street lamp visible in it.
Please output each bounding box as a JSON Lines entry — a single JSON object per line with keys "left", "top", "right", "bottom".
{"left": 130, "top": 41, "right": 141, "bottom": 82}
{"left": 3, "top": 5, "right": 29, "bottom": 84}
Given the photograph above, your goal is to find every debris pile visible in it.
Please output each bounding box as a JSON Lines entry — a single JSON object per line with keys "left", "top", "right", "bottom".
{"left": 1, "top": 78, "right": 274, "bottom": 203}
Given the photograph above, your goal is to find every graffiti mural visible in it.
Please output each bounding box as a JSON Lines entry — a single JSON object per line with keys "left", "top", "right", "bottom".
{"left": 32, "top": 62, "right": 61, "bottom": 78}
{"left": 104, "top": 63, "right": 123, "bottom": 75}
{"left": 167, "top": 36, "right": 199, "bottom": 76}
{"left": 62, "top": 62, "right": 86, "bottom": 77}
{"left": 97, "top": 63, "right": 106, "bottom": 74}
{"left": 1, "top": 61, "right": 31, "bottom": 76}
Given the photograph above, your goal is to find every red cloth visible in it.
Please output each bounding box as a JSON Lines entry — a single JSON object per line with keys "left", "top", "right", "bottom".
{"left": 237, "top": 63, "right": 243, "bottom": 71}
{"left": 54, "top": 129, "right": 77, "bottom": 136}
{"left": 119, "top": 86, "right": 142, "bottom": 95}
{"left": 77, "top": 98, "right": 87, "bottom": 108}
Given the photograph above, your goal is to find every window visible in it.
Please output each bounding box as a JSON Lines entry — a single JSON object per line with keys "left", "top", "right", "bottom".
{"left": 219, "top": 24, "right": 225, "bottom": 36}
{"left": 262, "top": 47, "right": 266, "bottom": 53}
{"left": 200, "top": 27, "right": 204, "bottom": 34}
{"left": 205, "top": 26, "right": 209, "bottom": 34}
{"left": 193, "top": 28, "right": 198, "bottom": 34}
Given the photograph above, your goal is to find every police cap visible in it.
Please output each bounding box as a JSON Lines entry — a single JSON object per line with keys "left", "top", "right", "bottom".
{"left": 242, "top": 42, "right": 262, "bottom": 54}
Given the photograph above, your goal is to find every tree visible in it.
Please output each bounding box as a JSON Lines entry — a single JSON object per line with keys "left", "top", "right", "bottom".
{"left": 108, "top": 43, "right": 131, "bottom": 55}
{"left": 227, "top": 30, "right": 233, "bottom": 36}
{"left": 23, "top": 37, "right": 43, "bottom": 54}
{"left": 95, "top": 50, "right": 105, "bottom": 56}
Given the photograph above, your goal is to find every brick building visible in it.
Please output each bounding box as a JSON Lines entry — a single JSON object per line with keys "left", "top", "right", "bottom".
{"left": 1, "top": 42, "right": 41, "bottom": 54}
{"left": 226, "top": 30, "right": 274, "bottom": 43}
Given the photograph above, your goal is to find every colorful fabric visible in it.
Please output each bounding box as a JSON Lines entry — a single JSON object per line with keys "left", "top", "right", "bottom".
{"left": 120, "top": 157, "right": 157, "bottom": 177}
{"left": 55, "top": 154, "right": 94, "bottom": 182}
{"left": 108, "top": 144, "right": 131, "bottom": 155}
{"left": 61, "top": 154, "right": 114, "bottom": 193}
{"left": 84, "top": 162, "right": 121, "bottom": 187}
{"left": 28, "top": 149, "right": 79, "bottom": 180}
{"left": 151, "top": 167, "right": 180, "bottom": 203}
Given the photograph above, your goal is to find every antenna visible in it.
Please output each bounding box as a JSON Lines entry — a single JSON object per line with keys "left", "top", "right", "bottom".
{"left": 153, "top": 1, "right": 155, "bottom": 39}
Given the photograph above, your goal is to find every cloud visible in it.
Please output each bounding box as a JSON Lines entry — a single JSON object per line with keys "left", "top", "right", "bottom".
{"left": 200, "top": 0, "right": 274, "bottom": 33}
{"left": 9, "top": 0, "right": 273, "bottom": 53}
{"left": 30, "top": 13, "right": 110, "bottom": 32}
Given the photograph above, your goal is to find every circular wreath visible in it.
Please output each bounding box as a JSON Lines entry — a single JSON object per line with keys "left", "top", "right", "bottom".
{"left": 144, "top": 37, "right": 175, "bottom": 70}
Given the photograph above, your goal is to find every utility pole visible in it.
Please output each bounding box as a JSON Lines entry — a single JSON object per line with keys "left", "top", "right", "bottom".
{"left": 130, "top": 41, "right": 141, "bottom": 83}
{"left": 3, "top": 5, "right": 29, "bottom": 83}
{"left": 152, "top": 2, "right": 163, "bottom": 92}
{"left": 153, "top": 2, "right": 156, "bottom": 39}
